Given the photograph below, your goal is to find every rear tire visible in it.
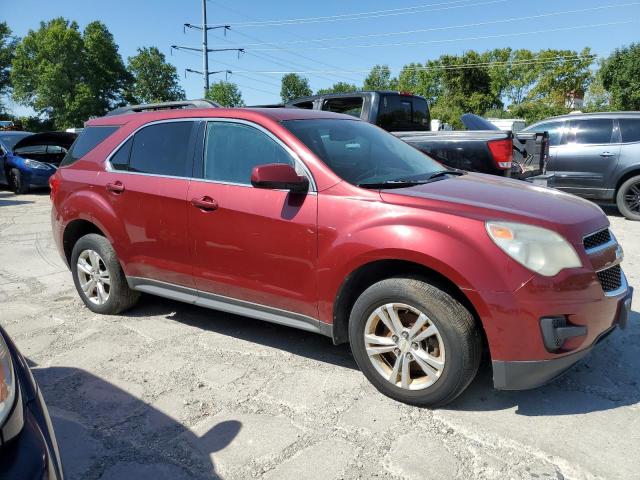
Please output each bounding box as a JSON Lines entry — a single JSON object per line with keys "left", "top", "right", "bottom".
{"left": 349, "top": 278, "right": 481, "bottom": 407}
{"left": 10, "top": 168, "right": 28, "bottom": 194}
{"left": 70, "top": 234, "right": 139, "bottom": 314}
{"left": 616, "top": 175, "right": 640, "bottom": 221}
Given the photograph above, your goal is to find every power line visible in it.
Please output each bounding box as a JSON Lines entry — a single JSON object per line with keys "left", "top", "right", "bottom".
{"left": 214, "top": 0, "right": 508, "bottom": 28}
{"left": 209, "top": 3, "right": 640, "bottom": 48}
{"left": 244, "top": 20, "right": 637, "bottom": 52}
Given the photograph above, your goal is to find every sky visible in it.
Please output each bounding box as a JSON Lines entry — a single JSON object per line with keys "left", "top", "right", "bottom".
{"left": 1, "top": 0, "right": 639, "bottom": 114}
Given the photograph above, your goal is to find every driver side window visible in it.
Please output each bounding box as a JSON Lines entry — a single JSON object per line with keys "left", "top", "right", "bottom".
{"left": 203, "top": 122, "right": 294, "bottom": 185}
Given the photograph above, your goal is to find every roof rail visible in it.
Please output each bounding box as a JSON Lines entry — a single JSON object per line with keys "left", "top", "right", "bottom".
{"left": 106, "top": 99, "right": 220, "bottom": 116}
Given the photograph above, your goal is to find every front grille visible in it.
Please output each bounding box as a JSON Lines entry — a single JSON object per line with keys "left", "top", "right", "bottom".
{"left": 584, "top": 228, "right": 611, "bottom": 250}
{"left": 597, "top": 265, "right": 622, "bottom": 292}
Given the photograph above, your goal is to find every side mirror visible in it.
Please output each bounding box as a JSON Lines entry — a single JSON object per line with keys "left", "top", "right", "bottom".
{"left": 251, "top": 163, "right": 309, "bottom": 193}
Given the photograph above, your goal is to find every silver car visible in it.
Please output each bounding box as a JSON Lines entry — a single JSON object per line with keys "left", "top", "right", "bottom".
{"left": 525, "top": 112, "right": 640, "bottom": 220}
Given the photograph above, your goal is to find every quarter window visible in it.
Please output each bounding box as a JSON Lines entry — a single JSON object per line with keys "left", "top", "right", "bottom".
{"left": 565, "top": 119, "right": 613, "bottom": 145}
{"left": 110, "top": 138, "right": 133, "bottom": 171}
{"left": 203, "top": 122, "right": 294, "bottom": 185}
{"left": 619, "top": 118, "right": 640, "bottom": 143}
{"left": 129, "top": 122, "right": 195, "bottom": 177}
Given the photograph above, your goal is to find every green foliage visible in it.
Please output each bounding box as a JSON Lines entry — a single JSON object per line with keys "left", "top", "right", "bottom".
{"left": 205, "top": 80, "right": 244, "bottom": 107}
{"left": 280, "top": 73, "right": 312, "bottom": 102}
{"left": 126, "top": 47, "right": 185, "bottom": 104}
{"left": 600, "top": 43, "right": 640, "bottom": 110}
{"left": 363, "top": 65, "right": 397, "bottom": 90}
{"left": 0, "top": 22, "right": 18, "bottom": 110}
{"left": 11, "top": 18, "right": 130, "bottom": 129}
{"left": 397, "top": 62, "right": 441, "bottom": 103}
{"left": 316, "top": 81, "right": 358, "bottom": 95}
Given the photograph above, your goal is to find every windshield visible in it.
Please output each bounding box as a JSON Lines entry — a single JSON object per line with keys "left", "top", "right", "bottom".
{"left": 282, "top": 119, "right": 444, "bottom": 186}
{"left": 0, "top": 132, "right": 32, "bottom": 151}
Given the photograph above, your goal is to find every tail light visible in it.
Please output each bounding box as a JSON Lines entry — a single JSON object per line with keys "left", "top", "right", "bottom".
{"left": 49, "top": 171, "right": 60, "bottom": 200}
{"left": 487, "top": 138, "right": 513, "bottom": 169}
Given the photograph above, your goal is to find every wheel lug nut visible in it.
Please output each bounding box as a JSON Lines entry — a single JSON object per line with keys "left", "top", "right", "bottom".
{"left": 394, "top": 348, "right": 400, "bottom": 355}
{"left": 402, "top": 332, "right": 409, "bottom": 339}
{"left": 392, "top": 335, "right": 398, "bottom": 342}
{"left": 412, "top": 342, "right": 419, "bottom": 349}
{"left": 406, "top": 353, "right": 413, "bottom": 360}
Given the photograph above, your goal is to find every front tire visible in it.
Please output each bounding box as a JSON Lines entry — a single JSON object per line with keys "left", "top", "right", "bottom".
{"left": 616, "top": 175, "right": 640, "bottom": 221}
{"left": 349, "top": 278, "right": 481, "bottom": 407}
{"left": 10, "top": 168, "right": 29, "bottom": 194}
{"left": 70, "top": 234, "right": 139, "bottom": 314}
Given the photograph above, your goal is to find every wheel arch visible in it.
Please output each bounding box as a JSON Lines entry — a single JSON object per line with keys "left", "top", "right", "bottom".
{"left": 614, "top": 168, "right": 640, "bottom": 195}
{"left": 62, "top": 219, "right": 108, "bottom": 265}
{"left": 331, "top": 259, "right": 488, "bottom": 353}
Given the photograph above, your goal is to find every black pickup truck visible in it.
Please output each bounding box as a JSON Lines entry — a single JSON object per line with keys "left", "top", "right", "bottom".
{"left": 285, "top": 91, "right": 549, "bottom": 180}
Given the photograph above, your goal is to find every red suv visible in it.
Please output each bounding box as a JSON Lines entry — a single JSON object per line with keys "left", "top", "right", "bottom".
{"left": 50, "top": 105, "right": 633, "bottom": 406}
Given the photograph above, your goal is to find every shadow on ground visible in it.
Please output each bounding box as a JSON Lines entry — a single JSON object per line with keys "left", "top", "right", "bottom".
{"left": 448, "top": 310, "right": 640, "bottom": 416}
{"left": 123, "top": 294, "right": 357, "bottom": 370}
{"left": 29, "top": 362, "right": 241, "bottom": 480}
{"left": 0, "top": 191, "right": 34, "bottom": 207}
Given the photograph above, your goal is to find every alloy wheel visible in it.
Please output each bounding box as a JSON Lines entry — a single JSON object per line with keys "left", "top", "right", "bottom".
{"left": 363, "top": 303, "right": 445, "bottom": 390}
{"left": 623, "top": 182, "right": 640, "bottom": 214}
{"left": 76, "top": 249, "right": 111, "bottom": 305}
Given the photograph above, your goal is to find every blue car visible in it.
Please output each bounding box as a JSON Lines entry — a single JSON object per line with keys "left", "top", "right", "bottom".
{"left": 0, "top": 131, "right": 77, "bottom": 194}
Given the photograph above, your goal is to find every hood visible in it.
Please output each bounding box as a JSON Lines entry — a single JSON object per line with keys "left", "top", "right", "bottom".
{"left": 380, "top": 173, "right": 607, "bottom": 237}
{"left": 460, "top": 113, "right": 499, "bottom": 131}
{"left": 12, "top": 131, "right": 77, "bottom": 151}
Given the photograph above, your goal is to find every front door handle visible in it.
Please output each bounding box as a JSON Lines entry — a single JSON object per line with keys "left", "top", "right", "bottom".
{"left": 600, "top": 152, "right": 615, "bottom": 157}
{"left": 106, "top": 181, "right": 125, "bottom": 194}
{"left": 191, "top": 196, "right": 218, "bottom": 212}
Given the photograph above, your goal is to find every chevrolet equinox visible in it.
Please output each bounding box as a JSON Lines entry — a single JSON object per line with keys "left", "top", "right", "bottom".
{"left": 50, "top": 106, "right": 633, "bottom": 407}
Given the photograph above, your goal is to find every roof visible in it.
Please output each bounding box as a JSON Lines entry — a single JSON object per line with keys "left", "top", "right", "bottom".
{"left": 285, "top": 90, "right": 425, "bottom": 106}
{"left": 533, "top": 111, "right": 640, "bottom": 123}
{"left": 87, "top": 107, "right": 360, "bottom": 126}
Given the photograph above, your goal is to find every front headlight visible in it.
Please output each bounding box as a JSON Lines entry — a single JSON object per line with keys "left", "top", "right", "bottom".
{"left": 0, "top": 334, "right": 16, "bottom": 427}
{"left": 24, "top": 158, "right": 50, "bottom": 170}
{"left": 486, "top": 221, "right": 582, "bottom": 276}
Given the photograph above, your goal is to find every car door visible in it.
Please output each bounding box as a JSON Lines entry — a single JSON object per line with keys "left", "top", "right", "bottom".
{"left": 95, "top": 120, "right": 198, "bottom": 288}
{"left": 0, "top": 142, "right": 7, "bottom": 184}
{"left": 187, "top": 119, "right": 318, "bottom": 319}
{"left": 550, "top": 118, "right": 620, "bottom": 197}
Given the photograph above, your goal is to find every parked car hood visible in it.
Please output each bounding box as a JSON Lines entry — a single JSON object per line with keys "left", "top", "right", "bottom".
{"left": 460, "top": 113, "right": 499, "bottom": 131}
{"left": 379, "top": 173, "right": 607, "bottom": 236}
{"left": 12, "top": 131, "right": 77, "bottom": 152}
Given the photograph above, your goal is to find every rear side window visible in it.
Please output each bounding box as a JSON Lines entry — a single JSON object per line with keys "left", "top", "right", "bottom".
{"left": 109, "top": 138, "right": 133, "bottom": 171}
{"left": 129, "top": 122, "right": 196, "bottom": 177}
{"left": 565, "top": 119, "right": 613, "bottom": 145}
{"left": 531, "top": 121, "right": 564, "bottom": 147}
{"left": 377, "top": 95, "right": 429, "bottom": 132}
{"left": 619, "top": 118, "right": 640, "bottom": 143}
{"left": 61, "top": 126, "right": 118, "bottom": 166}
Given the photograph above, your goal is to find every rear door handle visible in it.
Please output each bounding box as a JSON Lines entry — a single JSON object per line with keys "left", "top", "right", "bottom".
{"left": 106, "top": 181, "right": 125, "bottom": 194}
{"left": 600, "top": 152, "right": 615, "bottom": 157}
{"left": 191, "top": 196, "right": 218, "bottom": 212}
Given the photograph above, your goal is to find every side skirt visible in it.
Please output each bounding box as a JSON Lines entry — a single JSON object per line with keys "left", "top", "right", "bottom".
{"left": 127, "top": 277, "right": 333, "bottom": 338}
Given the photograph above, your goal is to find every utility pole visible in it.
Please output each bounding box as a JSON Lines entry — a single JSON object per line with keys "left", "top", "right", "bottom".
{"left": 171, "top": 1, "right": 244, "bottom": 96}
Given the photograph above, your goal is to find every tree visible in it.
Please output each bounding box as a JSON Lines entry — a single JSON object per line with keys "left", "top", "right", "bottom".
{"left": 397, "top": 61, "right": 441, "bottom": 104}
{"left": 363, "top": 65, "right": 397, "bottom": 90}
{"left": 0, "top": 22, "right": 18, "bottom": 112}
{"left": 600, "top": 43, "right": 640, "bottom": 110}
{"left": 126, "top": 47, "right": 185, "bottom": 104}
{"left": 280, "top": 73, "right": 311, "bottom": 102}
{"left": 205, "top": 80, "right": 244, "bottom": 107}
{"left": 11, "top": 18, "right": 130, "bottom": 128}
{"left": 316, "top": 81, "right": 358, "bottom": 95}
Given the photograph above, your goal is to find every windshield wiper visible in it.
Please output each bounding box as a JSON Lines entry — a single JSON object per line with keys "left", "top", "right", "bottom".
{"left": 425, "top": 170, "right": 466, "bottom": 180}
{"left": 357, "top": 179, "right": 429, "bottom": 189}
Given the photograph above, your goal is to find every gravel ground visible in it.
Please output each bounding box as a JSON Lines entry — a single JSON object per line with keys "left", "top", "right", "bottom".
{"left": 0, "top": 190, "right": 638, "bottom": 480}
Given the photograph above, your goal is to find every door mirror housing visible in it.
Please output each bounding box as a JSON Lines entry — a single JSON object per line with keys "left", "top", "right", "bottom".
{"left": 251, "top": 163, "right": 309, "bottom": 193}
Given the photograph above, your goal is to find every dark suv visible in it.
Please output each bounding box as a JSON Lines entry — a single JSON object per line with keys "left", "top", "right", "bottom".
{"left": 50, "top": 104, "right": 632, "bottom": 407}
{"left": 525, "top": 112, "right": 640, "bottom": 220}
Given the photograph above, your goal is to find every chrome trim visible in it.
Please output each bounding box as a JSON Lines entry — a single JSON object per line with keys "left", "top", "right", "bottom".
{"left": 104, "top": 117, "right": 317, "bottom": 192}
{"left": 594, "top": 244, "right": 624, "bottom": 272}
{"left": 127, "top": 276, "right": 332, "bottom": 337}
{"left": 585, "top": 237, "right": 617, "bottom": 255}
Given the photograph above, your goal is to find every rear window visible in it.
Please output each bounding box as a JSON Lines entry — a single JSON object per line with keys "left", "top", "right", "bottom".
{"left": 322, "top": 97, "right": 364, "bottom": 118}
{"left": 61, "top": 126, "right": 119, "bottom": 166}
{"left": 377, "top": 95, "right": 429, "bottom": 132}
{"left": 619, "top": 118, "right": 640, "bottom": 143}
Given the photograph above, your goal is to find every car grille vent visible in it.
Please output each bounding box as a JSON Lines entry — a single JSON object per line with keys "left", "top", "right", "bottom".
{"left": 584, "top": 229, "right": 611, "bottom": 250}
{"left": 596, "top": 265, "right": 622, "bottom": 292}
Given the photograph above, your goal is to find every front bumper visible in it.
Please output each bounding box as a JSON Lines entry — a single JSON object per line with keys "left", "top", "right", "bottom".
{"left": 492, "top": 286, "right": 633, "bottom": 390}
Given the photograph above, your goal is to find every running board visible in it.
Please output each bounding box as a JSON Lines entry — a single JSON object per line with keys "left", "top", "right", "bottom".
{"left": 127, "top": 277, "right": 332, "bottom": 337}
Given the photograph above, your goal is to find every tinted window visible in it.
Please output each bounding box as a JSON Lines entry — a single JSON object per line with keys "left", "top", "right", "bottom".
{"left": 61, "top": 126, "right": 118, "bottom": 166}
{"left": 377, "top": 95, "right": 429, "bottom": 132}
{"left": 284, "top": 119, "right": 442, "bottom": 186}
{"left": 323, "top": 97, "right": 364, "bottom": 118}
{"left": 129, "top": 122, "right": 195, "bottom": 177}
{"left": 204, "top": 122, "right": 293, "bottom": 184}
{"left": 566, "top": 119, "right": 613, "bottom": 145}
{"left": 619, "top": 118, "right": 640, "bottom": 143}
{"left": 110, "top": 138, "right": 132, "bottom": 171}
{"left": 530, "top": 121, "right": 563, "bottom": 147}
